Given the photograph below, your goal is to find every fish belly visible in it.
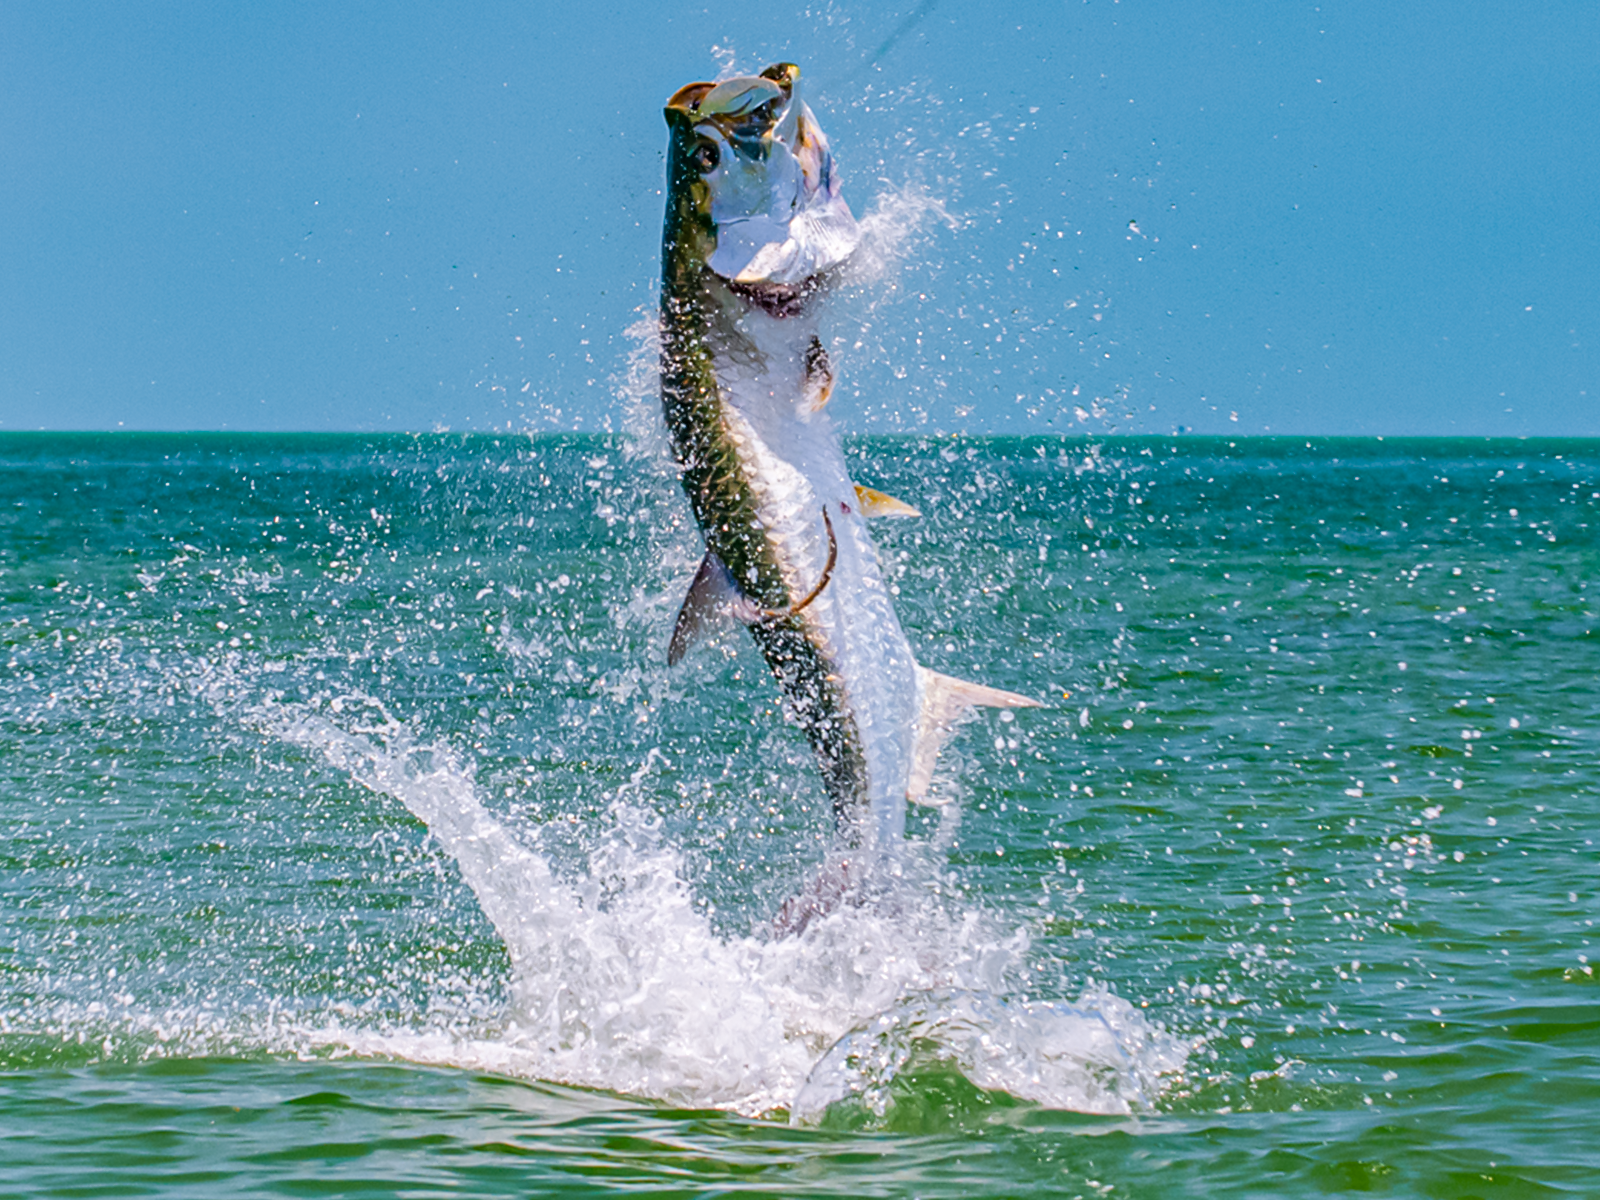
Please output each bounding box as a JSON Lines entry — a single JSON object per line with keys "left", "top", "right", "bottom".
{"left": 711, "top": 298, "right": 919, "bottom": 847}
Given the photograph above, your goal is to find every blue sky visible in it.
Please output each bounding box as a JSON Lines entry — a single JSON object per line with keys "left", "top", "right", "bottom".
{"left": 3, "top": 1, "right": 1596, "bottom": 435}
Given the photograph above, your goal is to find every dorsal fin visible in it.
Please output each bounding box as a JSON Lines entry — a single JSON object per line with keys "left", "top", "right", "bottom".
{"left": 908, "top": 666, "right": 1041, "bottom": 803}
{"left": 853, "top": 485, "right": 921, "bottom": 518}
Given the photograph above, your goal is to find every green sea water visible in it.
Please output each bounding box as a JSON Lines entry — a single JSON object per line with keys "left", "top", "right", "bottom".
{"left": 1, "top": 432, "right": 1596, "bottom": 1198}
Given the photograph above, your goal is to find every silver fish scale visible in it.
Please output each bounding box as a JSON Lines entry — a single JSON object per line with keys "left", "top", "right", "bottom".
{"left": 711, "top": 293, "right": 919, "bottom": 846}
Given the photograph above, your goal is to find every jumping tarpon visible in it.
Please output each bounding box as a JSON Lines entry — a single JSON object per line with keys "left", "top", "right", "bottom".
{"left": 659, "top": 62, "right": 1037, "bottom": 853}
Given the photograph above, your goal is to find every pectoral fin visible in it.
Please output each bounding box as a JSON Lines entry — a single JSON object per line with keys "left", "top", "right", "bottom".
{"left": 908, "top": 666, "right": 1041, "bottom": 803}
{"left": 853, "top": 485, "right": 921, "bottom": 519}
{"left": 667, "top": 551, "right": 762, "bottom": 665}
{"left": 801, "top": 336, "right": 834, "bottom": 414}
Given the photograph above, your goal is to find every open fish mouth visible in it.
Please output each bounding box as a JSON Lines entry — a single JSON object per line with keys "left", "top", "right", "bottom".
{"left": 665, "top": 63, "right": 859, "bottom": 288}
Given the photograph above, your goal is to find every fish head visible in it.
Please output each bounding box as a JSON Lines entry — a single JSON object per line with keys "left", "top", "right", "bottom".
{"left": 664, "top": 63, "right": 859, "bottom": 289}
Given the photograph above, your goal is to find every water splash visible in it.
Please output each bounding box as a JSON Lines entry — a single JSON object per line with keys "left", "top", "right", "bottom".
{"left": 847, "top": 181, "right": 962, "bottom": 289}
{"left": 0, "top": 433, "right": 1203, "bottom": 1120}
{"left": 792, "top": 987, "right": 1183, "bottom": 1126}
{"left": 241, "top": 694, "right": 1185, "bottom": 1117}
{"left": 616, "top": 312, "right": 669, "bottom": 467}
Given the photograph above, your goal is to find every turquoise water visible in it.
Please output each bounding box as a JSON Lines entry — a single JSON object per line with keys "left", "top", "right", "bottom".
{"left": 2, "top": 432, "right": 1596, "bottom": 1197}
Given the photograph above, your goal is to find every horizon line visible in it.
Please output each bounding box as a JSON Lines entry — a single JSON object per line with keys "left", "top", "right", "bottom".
{"left": 2, "top": 429, "right": 1598, "bottom": 444}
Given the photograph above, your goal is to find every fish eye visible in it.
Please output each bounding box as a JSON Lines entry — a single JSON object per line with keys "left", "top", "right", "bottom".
{"left": 693, "top": 140, "right": 719, "bottom": 173}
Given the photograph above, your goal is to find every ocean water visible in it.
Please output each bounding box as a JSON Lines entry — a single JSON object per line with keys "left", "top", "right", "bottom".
{"left": 1, "top": 431, "right": 1596, "bottom": 1198}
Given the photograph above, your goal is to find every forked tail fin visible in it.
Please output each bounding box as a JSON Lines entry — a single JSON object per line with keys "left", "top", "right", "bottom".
{"left": 908, "top": 666, "right": 1041, "bottom": 803}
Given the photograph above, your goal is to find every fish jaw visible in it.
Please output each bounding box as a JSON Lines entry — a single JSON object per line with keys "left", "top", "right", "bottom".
{"left": 662, "top": 62, "right": 859, "bottom": 289}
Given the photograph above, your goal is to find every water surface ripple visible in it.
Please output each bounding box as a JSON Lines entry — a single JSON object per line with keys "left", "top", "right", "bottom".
{"left": 2, "top": 433, "right": 1596, "bottom": 1197}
